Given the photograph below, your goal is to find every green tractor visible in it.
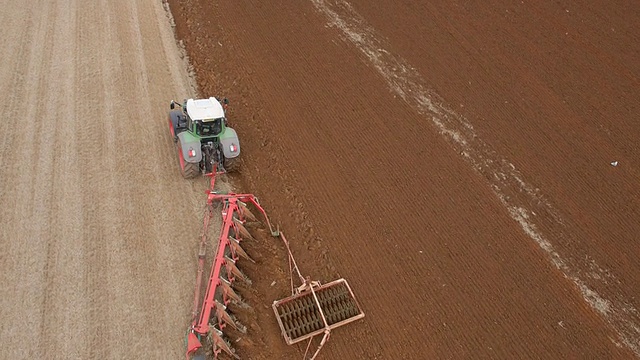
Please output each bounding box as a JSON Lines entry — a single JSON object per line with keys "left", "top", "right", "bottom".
{"left": 168, "top": 97, "right": 240, "bottom": 178}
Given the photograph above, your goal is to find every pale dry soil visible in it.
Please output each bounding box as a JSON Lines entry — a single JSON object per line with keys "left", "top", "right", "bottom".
{"left": 0, "top": 1, "right": 206, "bottom": 358}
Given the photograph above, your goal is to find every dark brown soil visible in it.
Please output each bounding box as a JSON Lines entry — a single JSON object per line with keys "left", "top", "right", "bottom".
{"left": 167, "top": 1, "right": 640, "bottom": 359}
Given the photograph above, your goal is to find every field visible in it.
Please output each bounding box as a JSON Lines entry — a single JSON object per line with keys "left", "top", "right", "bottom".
{"left": 1, "top": 0, "right": 638, "bottom": 359}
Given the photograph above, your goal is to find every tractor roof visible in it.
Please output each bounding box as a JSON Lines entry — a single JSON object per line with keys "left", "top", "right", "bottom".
{"left": 186, "top": 98, "right": 225, "bottom": 121}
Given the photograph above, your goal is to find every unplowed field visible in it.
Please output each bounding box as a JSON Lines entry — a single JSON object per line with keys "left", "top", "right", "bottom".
{"left": 1, "top": 0, "right": 638, "bottom": 359}
{"left": 0, "top": 1, "right": 203, "bottom": 358}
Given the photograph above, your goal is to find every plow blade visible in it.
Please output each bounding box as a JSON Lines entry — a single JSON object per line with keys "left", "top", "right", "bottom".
{"left": 224, "top": 255, "right": 252, "bottom": 284}
{"left": 233, "top": 218, "right": 254, "bottom": 240}
{"left": 228, "top": 236, "right": 254, "bottom": 264}
{"left": 237, "top": 201, "right": 258, "bottom": 222}
{"left": 219, "top": 277, "right": 248, "bottom": 308}
{"left": 272, "top": 279, "right": 364, "bottom": 345}
{"left": 209, "top": 328, "right": 239, "bottom": 360}
{"left": 215, "top": 300, "right": 247, "bottom": 333}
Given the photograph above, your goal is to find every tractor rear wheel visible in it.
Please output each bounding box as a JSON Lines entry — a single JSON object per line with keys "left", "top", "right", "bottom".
{"left": 177, "top": 138, "right": 200, "bottom": 179}
{"left": 224, "top": 157, "right": 240, "bottom": 173}
{"left": 182, "top": 161, "right": 200, "bottom": 179}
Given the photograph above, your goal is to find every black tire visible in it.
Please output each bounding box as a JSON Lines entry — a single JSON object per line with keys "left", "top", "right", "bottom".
{"left": 182, "top": 161, "right": 200, "bottom": 179}
{"left": 223, "top": 156, "right": 240, "bottom": 173}
{"left": 177, "top": 138, "right": 200, "bottom": 179}
{"left": 169, "top": 110, "right": 185, "bottom": 134}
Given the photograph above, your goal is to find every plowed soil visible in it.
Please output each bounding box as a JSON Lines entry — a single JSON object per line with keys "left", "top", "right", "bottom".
{"left": 2, "top": 1, "right": 638, "bottom": 360}
{"left": 167, "top": 0, "right": 640, "bottom": 359}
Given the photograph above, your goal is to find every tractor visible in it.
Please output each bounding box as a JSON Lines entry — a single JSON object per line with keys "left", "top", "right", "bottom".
{"left": 168, "top": 97, "right": 240, "bottom": 178}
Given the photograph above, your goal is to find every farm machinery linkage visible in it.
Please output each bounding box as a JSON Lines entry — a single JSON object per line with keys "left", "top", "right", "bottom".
{"left": 170, "top": 100, "right": 364, "bottom": 360}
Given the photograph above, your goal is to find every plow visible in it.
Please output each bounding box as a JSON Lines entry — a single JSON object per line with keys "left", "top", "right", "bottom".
{"left": 169, "top": 99, "right": 364, "bottom": 359}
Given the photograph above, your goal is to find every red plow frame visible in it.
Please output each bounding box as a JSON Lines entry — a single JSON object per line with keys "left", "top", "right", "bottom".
{"left": 185, "top": 169, "right": 363, "bottom": 359}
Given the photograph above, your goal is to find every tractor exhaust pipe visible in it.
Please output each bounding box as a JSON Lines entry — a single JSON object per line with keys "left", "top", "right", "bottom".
{"left": 170, "top": 99, "right": 183, "bottom": 109}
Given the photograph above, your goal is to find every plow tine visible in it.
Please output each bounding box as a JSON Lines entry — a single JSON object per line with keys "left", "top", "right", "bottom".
{"left": 215, "top": 300, "right": 247, "bottom": 334}
{"left": 229, "top": 236, "right": 255, "bottom": 263}
{"left": 209, "top": 328, "right": 239, "bottom": 360}
{"left": 224, "top": 255, "right": 252, "bottom": 284}
{"left": 237, "top": 201, "right": 258, "bottom": 222}
{"left": 219, "top": 277, "right": 249, "bottom": 308}
{"left": 233, "top": 218, "right": 254, "bottom": 240}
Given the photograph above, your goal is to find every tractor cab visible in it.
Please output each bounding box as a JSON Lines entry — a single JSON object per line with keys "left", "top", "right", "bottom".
{"left": 184, "top": 98, "right": 228, "bottom": 139}
{"left": 195, "top": 119, "right": 222, "bottom": 137}
{"left": 169, "top": 96, "right": 240, "bottom": 177}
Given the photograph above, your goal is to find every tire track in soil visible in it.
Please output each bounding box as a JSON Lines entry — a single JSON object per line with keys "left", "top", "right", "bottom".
{"left": 96, "top": 0, "right": 199, "bottom": 357}
{"left": 94, "top": 2, "right": 129, "bottom": 357}
{"left": 40, "top": 1, "right": 89, "bottom": 357}
{"left": 0, "top": 47, "right": 37, "bottom": 353}
{"left": 77, "top": 1, "right": 112, "bottom": 357}
{"left": 107, "top": 3, "right": 165, "bottom": 354}
{"left": 167, "top": 0, "right": 634, "bottom": 359}
{"left": 0, "top": 4, "right": 34, "bottom": 196}
{"left": 3, "top": 1, "right": 58, "bottom": 357}
{"left": 0, "top": 11, "right": 38, "bottom": 319}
